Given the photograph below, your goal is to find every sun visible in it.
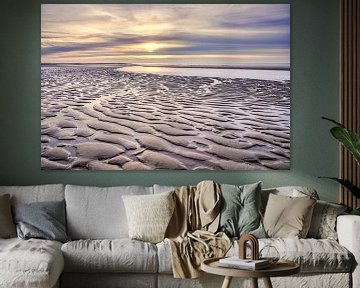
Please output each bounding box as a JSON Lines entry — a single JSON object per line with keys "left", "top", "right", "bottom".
{"left": 137, "top": 41, "right": 185, "bottom": 54}
{"left": 142, "top": 42, "right": 160, "bottom": 53}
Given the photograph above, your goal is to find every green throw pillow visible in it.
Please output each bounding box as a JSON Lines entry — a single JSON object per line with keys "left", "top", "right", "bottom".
{"left": 218, "top": 182, "right": 266, "bottom": 238}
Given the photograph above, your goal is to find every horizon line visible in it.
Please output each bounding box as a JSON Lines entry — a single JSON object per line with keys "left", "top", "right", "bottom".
{"left": 41, "top": 62, "right": 290, "bottom": 71}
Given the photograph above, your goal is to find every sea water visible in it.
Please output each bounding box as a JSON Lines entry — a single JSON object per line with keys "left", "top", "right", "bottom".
{"left": 118, "top": 65, "right": 290, "bottom": 81}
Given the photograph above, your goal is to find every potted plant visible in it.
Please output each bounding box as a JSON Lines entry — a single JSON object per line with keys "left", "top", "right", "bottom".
{"left": 320, "top": 117, "right": 360, "bottom": 215}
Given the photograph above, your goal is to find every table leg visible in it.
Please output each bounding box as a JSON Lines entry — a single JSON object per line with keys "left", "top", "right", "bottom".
{"left": 221, "top": 276, "right": 233, "bottom": 288}
{"left": 263, "top": 277, "right": 273, "bottom": 288}
{"left": 251, "top": 278, "right": 258, "bottom": 288}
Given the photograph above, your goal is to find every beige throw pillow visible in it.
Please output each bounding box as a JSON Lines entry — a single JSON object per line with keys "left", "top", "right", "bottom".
{"left": 122, "top": 191, "right": 175, "bottom": 243}
{"left": 0, "top": 194, "right": 17, "bottom": 238}
{"left": 263, "top": 193, "right": 316, "bottom": 238}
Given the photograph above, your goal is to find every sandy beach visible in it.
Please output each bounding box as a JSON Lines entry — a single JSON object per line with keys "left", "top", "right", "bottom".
{"left": 41, "top": 65, "right": 290, "bottom": 170}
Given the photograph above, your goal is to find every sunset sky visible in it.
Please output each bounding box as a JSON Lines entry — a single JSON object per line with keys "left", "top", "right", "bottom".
{"left": 41, "top": 4, "right": 290, "bottom": 67}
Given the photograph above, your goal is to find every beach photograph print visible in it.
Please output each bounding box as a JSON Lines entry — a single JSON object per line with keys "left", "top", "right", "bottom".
{"left": 41, "top": 4, "right": 291, "bottom": 171}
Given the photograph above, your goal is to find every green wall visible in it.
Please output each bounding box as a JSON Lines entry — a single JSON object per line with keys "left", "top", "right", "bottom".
{"left": 0, "top": 0, "right": 340, "bottom": 203}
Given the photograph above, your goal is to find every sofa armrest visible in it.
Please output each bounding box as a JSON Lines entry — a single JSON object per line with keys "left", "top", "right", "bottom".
{"left": 337, "top": 215, "right": 360, "bottom": 288}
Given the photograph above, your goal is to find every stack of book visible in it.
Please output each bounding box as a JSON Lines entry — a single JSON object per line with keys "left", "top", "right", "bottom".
{"left": 218, "top": 257, "right": 271, "bottom": 270}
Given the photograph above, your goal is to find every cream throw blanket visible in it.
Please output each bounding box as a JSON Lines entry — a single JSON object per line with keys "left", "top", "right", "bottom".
{"left": 165, "top": 181, "right": 231, "bottom": 278}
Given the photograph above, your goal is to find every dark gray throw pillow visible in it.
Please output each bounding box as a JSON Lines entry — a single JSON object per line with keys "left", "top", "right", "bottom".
{"left": 12, "top": 200, "right": 70, "bottom": 243}
{"left": 218, "top": 182, "right": 266, "bottom": 238}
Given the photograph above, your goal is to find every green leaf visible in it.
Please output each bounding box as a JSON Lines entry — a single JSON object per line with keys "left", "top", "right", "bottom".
{"left": 351, "top": 208, "right": 360, "bottom": 215}
{"left": 322, "top": 116, "right": 344, "bottom": 127}
{"left": 322, "top": 117, "right": 360, "bottom": 165}
{"left": 319, "top": 177, "right": 360, "bottom": 198}
{"left": 330, "top": 126, "right": 360, "bottom": 165}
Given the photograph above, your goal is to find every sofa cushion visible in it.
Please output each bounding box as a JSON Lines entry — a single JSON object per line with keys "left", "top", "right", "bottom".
{"left": 261, "top": 238, "right": 353, "bottom": 273}
{"left": 261, "top": 186, "right": 319, "bottom": 212}
{"left": 65, "top": 185, "right": 153, "bottom": 239}
{"left": 158, "top": 237, "right": 353, "bottom": 274}
{"left": 12, "top": 200, "right": 70, "bottom": 243}
{"left": 156, "top": 240, "right": 173, "bottom": 274}
{"left": 153, "top": 184, "right": 176, "bottom": 194}
{"left": 0, "top": 194, "right": 16, "bottom": 238}
{"left": 263, "top": 194, "right": 316, "bottom": 238}
{"left": 0, "top": 238, "right": 64, "bottom": 288}
{"left": 235, "top": 238, "right": 353, "bottom": 273}
{"left": 61, "top": 239, "right": 158, "bottom": 273}
{"left": 122, "top": 191, "right": 175, "bottom": 243}
{"left": 0, "top": 184, "right": 65, "bottom": 204}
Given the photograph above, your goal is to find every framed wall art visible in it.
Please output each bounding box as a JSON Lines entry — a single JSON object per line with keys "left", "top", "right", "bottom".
{"left": 41, "top": 4, "right": 290, "bottom": 170}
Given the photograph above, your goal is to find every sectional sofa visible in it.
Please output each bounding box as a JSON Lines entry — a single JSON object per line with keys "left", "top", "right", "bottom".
{"left": 0, "top": 183, "right": 359, "bottom": 288}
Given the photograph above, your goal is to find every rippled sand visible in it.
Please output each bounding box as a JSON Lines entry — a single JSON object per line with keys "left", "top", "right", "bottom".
{"left": 41, "top": 65, "right": 290, "bottom": 170}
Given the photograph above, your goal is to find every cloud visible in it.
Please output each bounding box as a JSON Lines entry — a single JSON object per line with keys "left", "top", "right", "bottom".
{"left": 41, "top": 4, "right": 290, "bottom": 66}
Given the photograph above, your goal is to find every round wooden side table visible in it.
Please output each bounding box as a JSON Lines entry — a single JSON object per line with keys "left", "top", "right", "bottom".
{"left": 201, "top": 257, "right": 300, "bottom": 288}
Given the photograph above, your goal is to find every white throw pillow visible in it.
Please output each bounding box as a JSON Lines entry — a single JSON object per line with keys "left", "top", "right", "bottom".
{"left": 122, "top": 191, "right": 175, "bottom": 243}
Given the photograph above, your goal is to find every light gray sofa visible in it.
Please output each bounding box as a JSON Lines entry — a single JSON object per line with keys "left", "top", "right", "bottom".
{"left": 0, "top": 184, "right": 359, "bottom": 288}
